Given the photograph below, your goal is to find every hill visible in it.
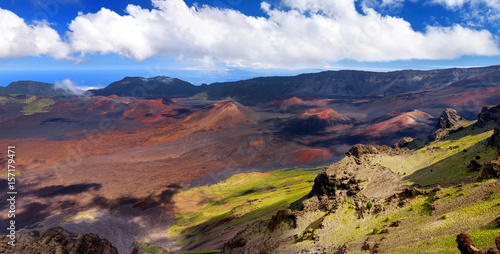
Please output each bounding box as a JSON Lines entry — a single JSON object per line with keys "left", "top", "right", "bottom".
{"left": 89, "top": 76, "right": 202, "bottom": 98}
{"left": 0, "top": 81, "right": 65, "bottom": 97}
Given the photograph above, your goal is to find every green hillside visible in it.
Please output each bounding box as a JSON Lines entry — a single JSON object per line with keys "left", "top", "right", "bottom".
{"left": 164, "top": 120, "right": 500, "bottom": 253}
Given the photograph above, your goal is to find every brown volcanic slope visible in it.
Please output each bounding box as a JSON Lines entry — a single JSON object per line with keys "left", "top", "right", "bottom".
{"left": 358, "top": 110, "right": 434, "bottom": 138}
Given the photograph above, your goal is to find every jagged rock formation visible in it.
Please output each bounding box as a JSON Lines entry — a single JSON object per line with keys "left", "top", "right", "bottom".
{"left": 478, "top": 160, "right": 500, "bottom": 181}
{"left": 0, "top": 227, "right": 118, "bottom": 254}
{"left": 456, "top": 232, "right": 500, "bottom": 254}
{"left": 476, "top": 105, "right": 500, "bottom": 128}
{"left": 429, "top": 108, "right": 468, "bottom": 141}
{"left": 309, "top": 145, "right": 406, "bottom": 206}
{"left": 488, "top": 119, "right": 500, "bottom": 147}
{"left": 394, "top": 137, "right": 414, "bottom": 148}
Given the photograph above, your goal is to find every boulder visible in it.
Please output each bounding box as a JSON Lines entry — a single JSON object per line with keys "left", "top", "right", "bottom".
{"left": 456, "top": 233, "right": 500, "bottom": 254}
{"left": 456, "top": 233, "right": 484, "bottom": 254}
{"left": 476, "top": 105, "right": 500, "bottom": 128}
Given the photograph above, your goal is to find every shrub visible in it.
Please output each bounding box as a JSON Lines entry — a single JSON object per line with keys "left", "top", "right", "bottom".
{"left": 372, "top": 227, "right": 381, "bottom": 234}
{"left": 441, "top": 214, "right": 448, "bottom": 220}
{"left": 367, "top": 202, "right": 373, "bottom": 209}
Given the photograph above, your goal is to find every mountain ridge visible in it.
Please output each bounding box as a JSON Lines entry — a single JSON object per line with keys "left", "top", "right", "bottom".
{"left": 3, "top": 65, "right": 500, "bottom": 103}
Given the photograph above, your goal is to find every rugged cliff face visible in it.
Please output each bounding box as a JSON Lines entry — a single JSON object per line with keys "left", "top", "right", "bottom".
{"left": 488, "top": 118, "right": 500, "bottom": 147}
{"left": 428, "top": 108, "right": 468, "bottom": 141}
{"left": 476, "top": 105, "right": 500, "bottom": 128}
{"left": 0, "top": 228, "right": 118, "bottom": 254}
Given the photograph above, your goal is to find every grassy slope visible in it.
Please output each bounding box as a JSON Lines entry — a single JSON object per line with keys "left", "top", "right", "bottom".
{"left": 21, "top": 98, "right": 56, "bottom": 115}
{"left": 167, "top": 169, "right": 322, "bottom": 251}
{"left": 370, "top": 121, "right": 497, "bottom": 186}
{"left": 165, "top": 122, "right": 499, "bottom": 253}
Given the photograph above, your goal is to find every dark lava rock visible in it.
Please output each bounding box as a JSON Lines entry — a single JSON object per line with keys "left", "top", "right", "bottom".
{"left": 389, "top": 220, "right": 401, "bottom": 227}
{"left": 478, "top": 160, "right": 500, "bottom": 181}
{"left": 457, "top": 233, "right": 484, "bottom": 254}
{"left": 394, "top": 137, "right": 415, "bottom": 149}
{"left": 429, "top": 108, "right": 468, "bottom": 141}
{"left": 0, "top": 227, "right": 118, "bottom": 254}
{"left": 488, "top": 119, "right": 500, "bottom": 147}
{"left": 476, "top": 105, "right": 500, "bottom": 128}
{"left": 457, "top": 233, "right": 500, "bottom": 254}
{"left": 268, "top": 209, "right": 298, "bottom": 231}
{"left": 469, "top": 160, "right": 483, "bottom": 172}
{"left": 309, "top": 168, "right": 366, "bottom": 198}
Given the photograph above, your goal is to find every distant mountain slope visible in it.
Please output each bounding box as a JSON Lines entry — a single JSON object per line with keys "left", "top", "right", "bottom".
{"left": 203, "top": 65, "right": 500, "bottom": 103}
{"left": 5, "top": 65, "right": 500, "bottom": 103}
{"left": 89, "top": 76, "right": 202, "bottom": 97}
{"left": 0, "top": 81, "right": 65, "bottom": 97}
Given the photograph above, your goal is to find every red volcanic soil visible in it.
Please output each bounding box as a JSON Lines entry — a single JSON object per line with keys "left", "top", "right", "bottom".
{"left": 292, "top": 148, "right": 334, "bottom": 163}
{"left": 268, "top": 97, "right": 331, "bottom": 110}
{"left": 304, "top": 108, "right": 347, "bottom": 121}
{"left": 249, "top": 140, "right": 264, "bottom": 149}
{"left": 281, "top": 97, "right": 305, "bottom": 108}
{"left": 183, "top": 101, "right": 259, "bottom": 131}
{"left": 443, "top": 86, "right": 500, "bottom": 108}
{"left": 360, "top": 110, "right": 433, "bottom": 137}
{"left": 129, "top": 98, "right": 174, "bottom": 108}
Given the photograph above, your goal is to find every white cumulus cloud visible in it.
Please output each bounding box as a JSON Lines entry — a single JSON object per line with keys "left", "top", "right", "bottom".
{"left": 0, "top": 0, "right": 499, "bottom": 67}
{"left": 65, "top": 0, "right": 500, "bottom": 67}
{"left": 0, "top": 8, "right": 70, "bottom": 59}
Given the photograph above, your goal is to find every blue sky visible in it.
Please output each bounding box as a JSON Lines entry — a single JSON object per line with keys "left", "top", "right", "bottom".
{"left": 0, "top": 0, "right": 499, "bottom": 88}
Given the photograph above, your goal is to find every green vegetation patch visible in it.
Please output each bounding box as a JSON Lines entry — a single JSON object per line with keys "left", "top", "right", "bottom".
{"left": 21, "top": 98, "right": 56, "bottom": 115}
{"left": 168, "top": 168, "right": 320, "bottom": 250}
{"left": 368, "top": 122, "right": 497, "bottom": 186}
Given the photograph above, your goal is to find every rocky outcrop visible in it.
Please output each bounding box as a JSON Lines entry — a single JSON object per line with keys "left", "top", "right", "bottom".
{"left": 488, "top": 119, "right": 500, "bottom": 147}
{"left": 478, "top": 160, "right": 500, "bottom": 181}
{"left": 345, "top": 144, "right": 410, "bottom": 164}
{"left": 456, "top": 233, "right": 500, "bottom": 254}
{"left": 429, "top": 108, "right": 468, "bottom": 141}
{"left": 394, "top": 137, "right": 414, "bottom": 148}
{"left": 0, "top": 227, "right": 118, "bottom": 254}
{"left": 308, "top": 144, "right": 404, "bottom": 210}
{"left": 476, "top": 105, "right": 500, "bottom": 128}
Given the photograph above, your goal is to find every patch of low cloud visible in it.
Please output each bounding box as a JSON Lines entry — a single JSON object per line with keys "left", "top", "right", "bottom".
{"left": 54, "top": 79, "right": 91, "bottom": 96}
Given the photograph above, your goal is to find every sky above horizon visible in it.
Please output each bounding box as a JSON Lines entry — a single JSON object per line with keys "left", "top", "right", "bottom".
{"left": 0, "top": 0, "right": 499, "bottom": 88}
